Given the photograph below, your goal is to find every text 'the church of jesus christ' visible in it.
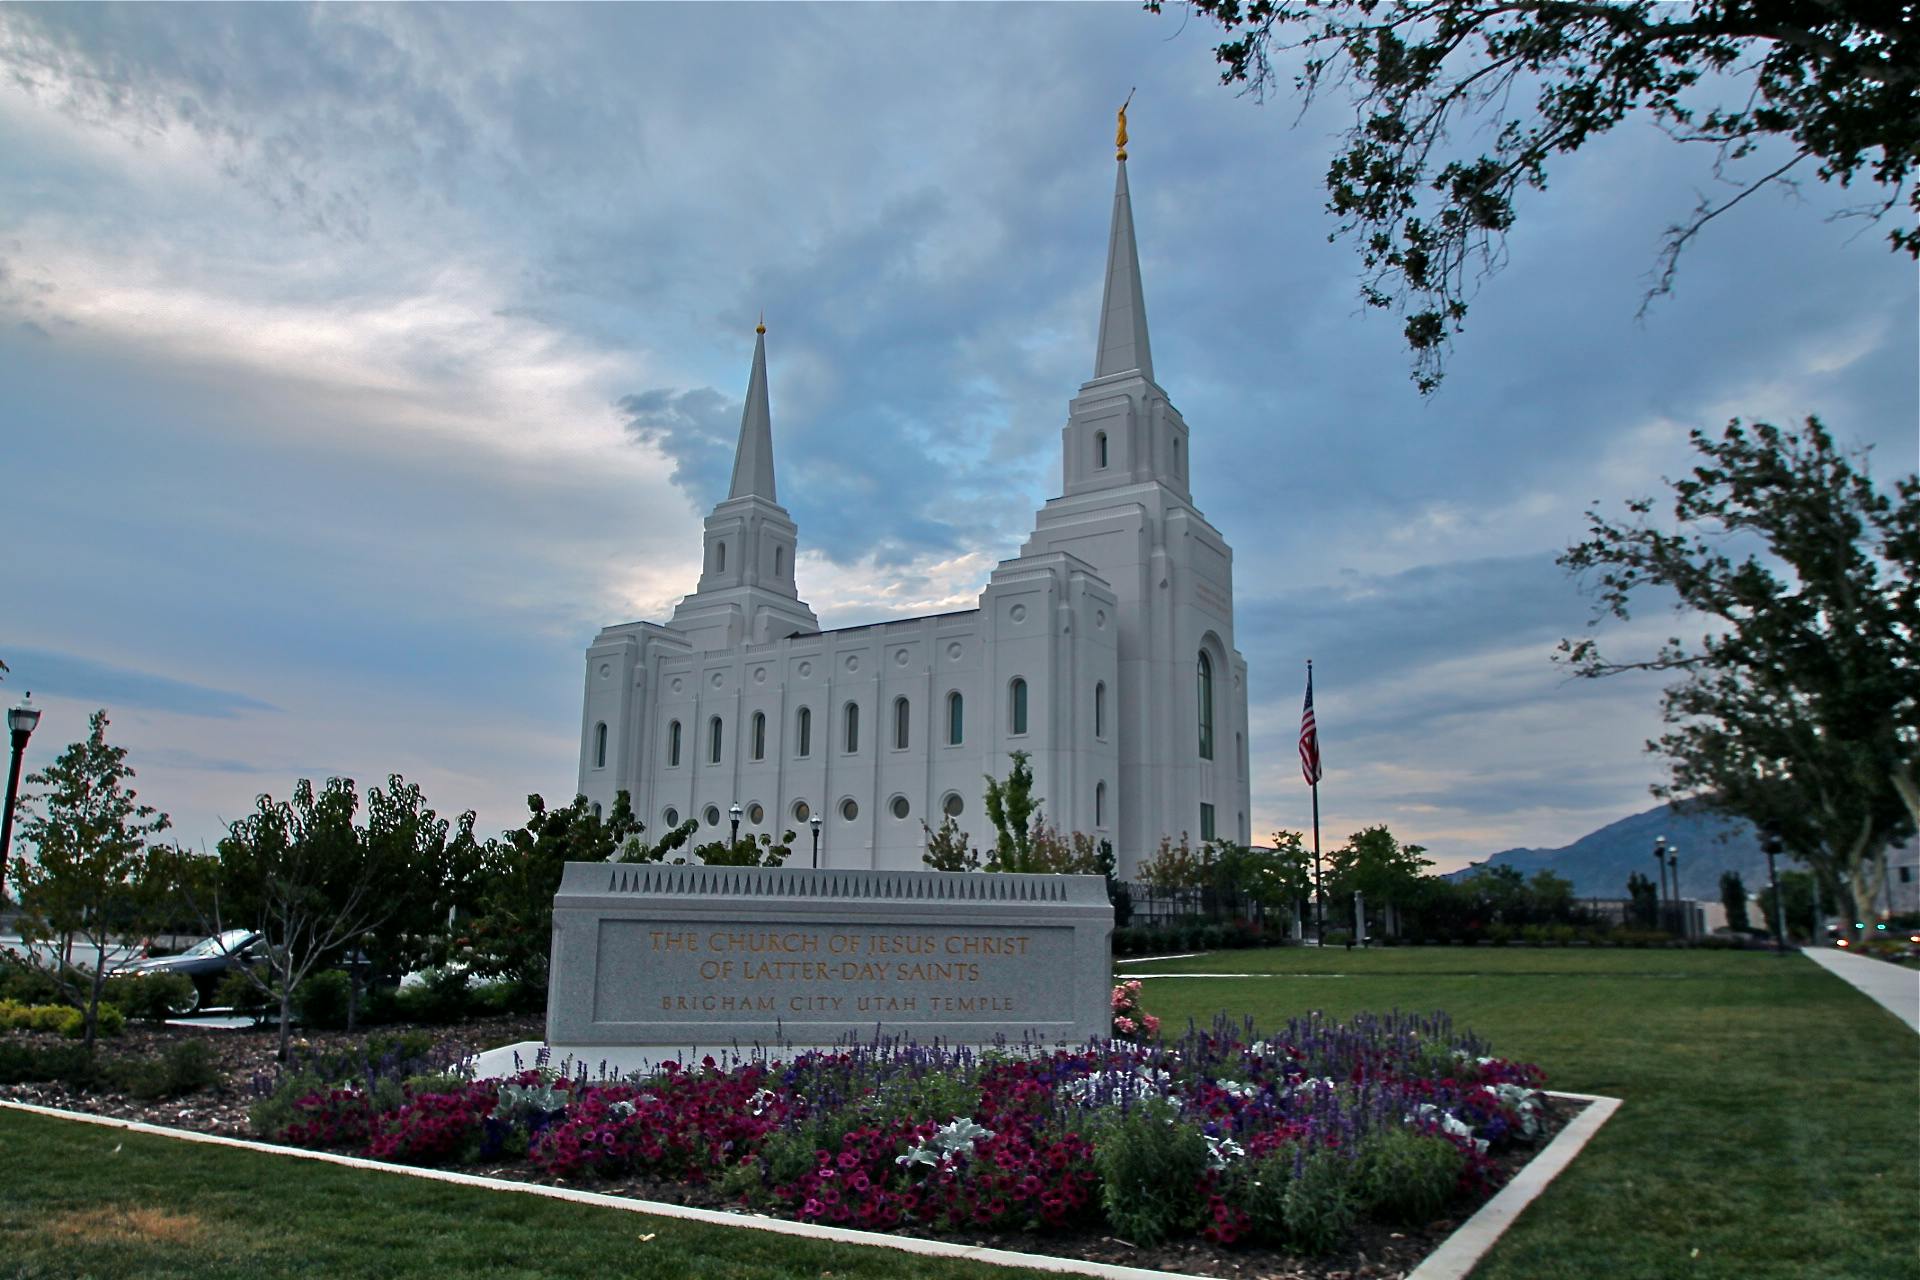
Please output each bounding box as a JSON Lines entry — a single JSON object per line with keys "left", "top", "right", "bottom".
{"left": 577, "top": 131, "right": 1251, "bottom": 877}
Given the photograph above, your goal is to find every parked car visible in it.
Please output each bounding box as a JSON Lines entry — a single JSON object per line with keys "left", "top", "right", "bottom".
{"left": 109, "top": 928, "right": 266, "bottom": 1014}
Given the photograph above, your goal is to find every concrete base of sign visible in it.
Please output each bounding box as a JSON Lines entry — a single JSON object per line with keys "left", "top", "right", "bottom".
{"left": 467, "top": 1034, "right": 1086, "bottom": 1082}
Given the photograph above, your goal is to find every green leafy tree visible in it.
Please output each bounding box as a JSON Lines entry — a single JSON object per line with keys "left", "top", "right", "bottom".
{"left": 9, "top": 711, "right": 172, "bottom": 1050}
{"left": 1326, "top": 825, "right": 1432, "bottom": 932}
{"left": 1759, "top": 867, "right": 1825, "bottom": 940}
{"left": 691, "top": 829, "right": 797, "bottom": 867}
{"left": 355, "top": 778, "right": 480, "bottom": 998}
{"left": 467, "top": 792, "right": 644, "bottom": 993}
{"left": 1560, "top": 418, "right": 1918, "bottom": 923}
{"left": 1626, "top": 870, "right": 1660, "bottom": 930}
{"left": 982, "top": 751, "right": 1043, "bottom": 871}
{"left": 206, "top": 776, "right": 434, "bottom": 1061}
{"left": 1720, "top": 870, "right": 1752, "bottom": 932}
{"left": 1156, "top": 1, "right": 1917, "bottom": 392}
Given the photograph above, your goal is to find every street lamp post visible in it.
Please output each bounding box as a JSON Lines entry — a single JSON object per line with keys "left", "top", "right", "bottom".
{"left": 1760, "top": 821, "right": 1788, "bottom": 952}
{"left": 1667, "top": 846, "right": 1682, "bottom": 938}
{"left": 1652, "top": 836, "right": 1668, "bottom": 926}
{"left": 728, "top": 802, "right": 743, "bottom": 847}
{"left": 2, "top": 693, "right": 41, "bottom": 899}
{"left": 809, "top": 815, "right": 822, "bottom": 869}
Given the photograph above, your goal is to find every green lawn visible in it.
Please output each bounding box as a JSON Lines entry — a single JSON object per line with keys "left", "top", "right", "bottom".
{"left": 2, "top": 947, "right": 1913, "bottom": 1279}
{"left": 1127, "top": 946, "right": 1920, "bottom": 1279}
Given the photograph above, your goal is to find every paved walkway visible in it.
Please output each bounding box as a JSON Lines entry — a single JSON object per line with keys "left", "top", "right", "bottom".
{"left": 1803, "top": 946, "right": 1919, "bottom": 1034}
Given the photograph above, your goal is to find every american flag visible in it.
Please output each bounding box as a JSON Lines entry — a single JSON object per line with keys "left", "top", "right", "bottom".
{"left": 1300, "top": 664, "right": 1323, "bottom": 785}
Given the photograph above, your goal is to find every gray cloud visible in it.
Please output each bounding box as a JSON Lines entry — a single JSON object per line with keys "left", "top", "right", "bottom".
{"left": 619, "top": 386, "right": 739, "bottom": 505}
{"left": 3, "top": 648, "right": 277, "bottom": 720}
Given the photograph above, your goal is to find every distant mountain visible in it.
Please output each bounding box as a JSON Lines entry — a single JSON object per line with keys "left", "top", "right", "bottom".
{"left": 1446, "top": 803, "right": 1768, "bottom": 900}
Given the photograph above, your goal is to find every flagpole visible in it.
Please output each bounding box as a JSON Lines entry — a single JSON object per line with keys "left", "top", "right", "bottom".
{"left": 1308, "top": 659, "right": 1324, "bottom": 945}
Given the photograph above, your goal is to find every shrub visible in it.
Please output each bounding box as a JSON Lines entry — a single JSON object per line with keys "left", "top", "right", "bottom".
{"left": 393, "top": 968, "right": 470, "bottom": 1024}
{"left": 1322, "top": 929, "right": 1353, "bottom": 947}
{"left": 1355, "top": 1126, "right": 1465, "bottom": 1225}
{"left": 217, "top": 967, "right": 276, "bottom": 1019}
{"left": 112, "top": 1040, "right": 220, "bottom": 1100}
{"left": 294, "top": 970, "right": 353, "bottom": 1030}
{"left": 59, "top": 1004, "right": 126, "bottom": 1039}
{"left": 0, "top": 957, "right": 63, "bottom": 1005}
{"left": 0, "top": 1039, "right": 96, "bottom": 1086}
{"left": 1091, "top": 1099, "right": 1211, "bottom": 1245}
{"left": 104, "top": 973, "right": 197, "bottom": 1022}
{"left": 1283, "top": 1145, "right": 1358, "bottom": 1252}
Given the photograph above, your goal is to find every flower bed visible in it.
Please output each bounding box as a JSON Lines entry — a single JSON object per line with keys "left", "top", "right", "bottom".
{"left": 249, "top": 1007, "right": 1556, "bottom": 1266}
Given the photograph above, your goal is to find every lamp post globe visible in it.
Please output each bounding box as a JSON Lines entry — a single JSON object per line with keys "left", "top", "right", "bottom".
{"left": 2, "top": 692, "right": 42, "bottom": 898}
{"left": 809, "top": 815, "right": 822, "bottom": 869}
{"left": 728, "top": 802, "right": 742, "bottom": 846}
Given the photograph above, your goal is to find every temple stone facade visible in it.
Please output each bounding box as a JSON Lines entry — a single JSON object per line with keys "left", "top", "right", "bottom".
{"left": 577, "top": 147, "right": 1250, "bottom": 877}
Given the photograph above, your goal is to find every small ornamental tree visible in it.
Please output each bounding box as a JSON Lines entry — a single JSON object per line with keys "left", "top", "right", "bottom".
{"left": 982, "top": 751, "right": 1042, "bottom": 871}
{"left": 921, "top": 814, "right": 981, "bottom": 872}
{"left": 10, "top": 710, "right": 172, "bottom": 1050}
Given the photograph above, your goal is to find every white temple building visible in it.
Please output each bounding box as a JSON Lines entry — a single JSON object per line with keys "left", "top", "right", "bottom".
{"left": 576, "top": 140, "right": 1251, "bottom": 876}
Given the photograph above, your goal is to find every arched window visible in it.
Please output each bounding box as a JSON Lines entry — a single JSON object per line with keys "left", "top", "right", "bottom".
{"left": 844, "top": 701, "right": 860, "bottom": 753}
{"left": 668, "top": 720, "right": 682, "bottom": 767}
{"left": 1009, "top": 678, "right": 1028, "bottom": 736}
{"left": 752, "top": 711, "right": 767, "bottom": 761}
{"left": 708, "top": 715, "right": 723, "bottom": 764}
{"left": 1095, "top": 781, "right": 1106, "bottom": 827}
{"left": 713, "top": 541, "right": 726, "bottom": 573}
{"left": 1094, "top": 682, "right": 1106, "bottom": 739}
{"left": 1197, "top": 651, "right": 1215, "bottom": 760}
{"left": 593, "top": 721, "right": 608, "bottom": 768}
{"left": 893, "top": 697, "right": 910, "bottom": 750}
{"left": 591, "top": 801, "right": 602, "bottom": 819}
{"left": 1236, "top": 731, "right": 1245, "bottom": 778}
{"left": 774, "top": 545, "right": 785, "bottom": 576}
{"left": 796, "top": 706, "right": 812, "bottom": 757}
{"left": 947, "top": 691, "right": 964, "bottom": 745}
{"left": 1095, "top": 431, "right": 1108, "bottom": 468}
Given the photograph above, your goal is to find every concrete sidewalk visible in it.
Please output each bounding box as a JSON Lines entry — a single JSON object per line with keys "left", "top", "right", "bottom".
{"left": 1803, "top": 946, "right": 1919, "bottom": 1034}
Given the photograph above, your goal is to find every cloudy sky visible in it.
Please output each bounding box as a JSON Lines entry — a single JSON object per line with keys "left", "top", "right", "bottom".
{"left": 2, "top": 4, "right": 1912, "bottom": 873}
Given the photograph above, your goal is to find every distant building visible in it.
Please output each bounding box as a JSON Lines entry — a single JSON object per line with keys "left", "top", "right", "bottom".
{"left": 575, "top": 138, "right": 1251, "bottom": 874}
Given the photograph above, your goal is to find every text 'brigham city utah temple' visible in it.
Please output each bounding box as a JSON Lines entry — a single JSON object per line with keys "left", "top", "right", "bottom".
{"left": 576, "top": 124, "right": 1251, "bottom": 877}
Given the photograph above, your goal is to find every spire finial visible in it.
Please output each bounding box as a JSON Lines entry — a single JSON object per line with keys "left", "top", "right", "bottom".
{"left": 1093, "top": 104, "right": 1153, "bottom": 382}
{"left": 756, "top": 310, "right": 766, "bottom": 335}
{"left": 1116, "top": 88, "right": 1134, "bottom": 161}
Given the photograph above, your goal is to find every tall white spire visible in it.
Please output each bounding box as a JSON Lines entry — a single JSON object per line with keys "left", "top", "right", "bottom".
{"left": 1093, "top": 152, "right": 1153, "bottom": 383}
{"left": 728, "top": 321, "right": 777, "bottom": 502}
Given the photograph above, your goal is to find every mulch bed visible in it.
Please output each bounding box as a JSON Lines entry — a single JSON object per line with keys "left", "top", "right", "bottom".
{"left": 1, "top": 1018, "right": 1582, "bottom": 1280}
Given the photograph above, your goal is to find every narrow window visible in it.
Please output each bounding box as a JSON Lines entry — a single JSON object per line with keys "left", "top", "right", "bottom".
{"left": 844, "top": 701, "right": 860, "bottom": 753}
{"left": 1095, "top": 430, "right": 1108, "bottom": 468}
{"left": 797, "top": 706, "right": 812, "bottom": 757}
{"left": 1200, "top": 802, "right": 1216, "bottom": 842}
{"left": 774, "top": 545, "right": 786, "bottom": 576}
{"left": 1236, "top": 731, "right": 1245, "bottom": 778}
{"left": 1095, "top": 781, "right": 1106, "bottom": 827}
{"left": 1197, "top": 651, "right": 1215, "bottom": 760}
{"left": 752, "top": 711, "right": 767, "bottom": 761}
{"left": 1009, "top": 678, "right": 1028, "bottom": 736}
{"left": 713, "top": 541, "right": 726, "bottom": 573}
{"left": 708, "top": 715, "right": 723, "bottom": 764}
{"left": 947, "top": 691, "right": 964, "bottom": 745}
{"left": 668, "top": 719, "right": 682, "bottom": 767}
{"left": 893, "top": 696, "right": 910, "bottom": 750}
{"left": 594, "top": 721, "right": 608, "bottom": 768}
{"left": 1094, "top": 682, "right": 1106, "bottom": 739}
{"left": 591, "top": 801, "right": 602, "bottom": 819}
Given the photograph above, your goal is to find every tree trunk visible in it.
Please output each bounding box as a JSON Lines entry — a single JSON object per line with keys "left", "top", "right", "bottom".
{"left": 276, "top": 965, "right": 296, "bottom": 1062}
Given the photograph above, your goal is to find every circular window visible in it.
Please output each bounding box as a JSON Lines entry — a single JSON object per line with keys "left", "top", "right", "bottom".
{"left": 598, "top": 663, "right": 611, "bottom": 678}
{"left": 943, "top": 793, "right": 964, "bottom": 818}
{"left": 792, "top": 800, "right": 810, "bottom": 823}
{"left": 663, "top": 808, "right": 679, "bottom": 827}
{"left": 748, "top": 803, "right": 765, "bottom": 825}
{"left": 890, "top": 795, "right": 910, "bottom": 820}
{"left": 704, "top": 805, "right": 721, "bottom": 827}
{"left": 840, "top": 798, "right": 859, "bottom": 822}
